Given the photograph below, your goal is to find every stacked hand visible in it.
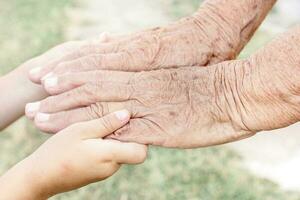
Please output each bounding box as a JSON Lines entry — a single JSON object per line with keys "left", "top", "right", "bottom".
{"left": 25, "top": 24, "right": 300, "bottom": 148}
{"left": 4, "top": 0, "right": 300, "bottom": 199}
{"left": 24, "top": 0, "right": 300, "bottom": 149}
{"left": 28, "top": 0, "right": 275, "bottom": 83}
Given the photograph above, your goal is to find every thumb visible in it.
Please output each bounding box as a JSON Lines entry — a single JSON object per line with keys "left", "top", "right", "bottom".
{"left": 69, "top": 109, "right": 130, "bottom": 139}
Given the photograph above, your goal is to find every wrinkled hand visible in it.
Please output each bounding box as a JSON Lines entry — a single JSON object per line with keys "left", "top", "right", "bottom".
{"left": 28, "top": 0, "right": 275, "bottom": 84}
{"left": 26, "top": 27, "right": 300, "bottom": 148}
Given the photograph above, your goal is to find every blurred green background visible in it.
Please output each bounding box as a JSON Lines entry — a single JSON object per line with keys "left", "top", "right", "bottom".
{"left": 0, "top": 0, "right": 299, "bottom": 199}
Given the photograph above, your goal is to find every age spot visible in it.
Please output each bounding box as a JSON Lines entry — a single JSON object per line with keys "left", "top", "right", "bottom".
{"left": 169, "top": 111, "right": 177, "bottom": 117}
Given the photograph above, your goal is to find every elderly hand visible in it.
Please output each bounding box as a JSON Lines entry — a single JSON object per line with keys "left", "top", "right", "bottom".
{"left": 28, "top": 0, "right": 275, "bottom": 84}
{"left": 0, "top": 110, "right": 147, "bottom": 200}
{"left": 25, "top": 26, "right": 300, "bottom": 148}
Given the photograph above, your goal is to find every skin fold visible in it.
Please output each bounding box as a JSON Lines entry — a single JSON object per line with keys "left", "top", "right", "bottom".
{"left": 0, "top": 110, "right": 147, "bottom": 200}
{"left": 26, "top": 26, "right": 300, "bottom": 148}
{"left": 28, "top": 0, "right": 276, "bottom": 83}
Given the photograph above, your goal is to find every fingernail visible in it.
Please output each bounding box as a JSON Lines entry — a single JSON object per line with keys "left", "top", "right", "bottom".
{"left": 99, "top": 32, "right": 109, "bottom": 42}
{"left": 29, "top": 67, "right": 41, "bottom": 76}
{"left": 115, "top": 110, "right": 130, "bottom": 122}
{"left": 44, "top": 77, "right": 58, "bottom": 88}
{"left": 36, "top": 113, "right": 50, "bottom": 122}
{"left": 42, "top": 72, "right": 54, "bottom": 81}
{"left": 25, "top": 102, "right": 40, "bottom": 115}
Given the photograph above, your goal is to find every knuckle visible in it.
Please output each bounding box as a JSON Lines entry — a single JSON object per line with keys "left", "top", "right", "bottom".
{"left": 78, "top": 42, "right": 93, "bottom": 56}
{"left": 80, "top": 83, "right": 99, "bottom": 102}
{"left": 85, "top": 103, "right": 109, "bottom": 120}
{"left": 39, "top": 98, "right": 53, "bottom": 112}
{"left": 67, "top": 87, "right": 83, "bottom": 103}
{"left": 57, "top": 159, "right": 75, "bottom": 177}
{"left": 89, "top": 55, "right": 101, "bottom": 67}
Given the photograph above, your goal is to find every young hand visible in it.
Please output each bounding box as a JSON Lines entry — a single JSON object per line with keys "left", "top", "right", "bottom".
{"left": 0, "top": 110, "right": 147, "bottom": 200}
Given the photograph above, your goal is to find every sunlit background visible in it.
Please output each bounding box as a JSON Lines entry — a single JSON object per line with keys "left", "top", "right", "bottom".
{"left": 0, "top": 0, "right": 300, "bottom": 199}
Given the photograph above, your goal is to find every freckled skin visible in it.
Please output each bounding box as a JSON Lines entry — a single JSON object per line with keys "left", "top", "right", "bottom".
{"left": 32, "top": 27, "right": 300, "bottom": 148}
{"left": 29, "top": 0, "right": 276, "bottom": 83}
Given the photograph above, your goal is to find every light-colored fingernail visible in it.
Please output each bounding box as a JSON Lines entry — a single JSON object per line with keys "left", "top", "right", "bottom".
{"left": 99, "top": 32, "right": 110, "bottom": 42}
{"left": 115, "top": 110, "right": 130, "bottom": 122}
{"left": 36, "top": 113, "right": 50, "bottom": 122}
{"left": 25, "top": 102, "right": 41, "bottom": 115}
{"left": 29, "top": 67, "right": 41, "bottom": 76}
{"left": 41, "top": 72, "right": 54, "bottom": 81}
{"left": 44, "top": 77, "right": 58, "bottom": 88}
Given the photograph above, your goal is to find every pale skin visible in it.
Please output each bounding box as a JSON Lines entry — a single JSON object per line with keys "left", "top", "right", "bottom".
{"left": 28, "top": 0, "right": 276, "bottom": 82}
{"left": 26, "top": 26, "right": 300, "bottom": 148}
{"left": 0, "top": 39, "right": 146, "bottom": 200}
{"left": 0, "top": 40, "right": 84, "bottom": 130}
{"left": 0, "top": 0, "right": 291, "bottom": 198}
{"left": 2, "top": 0, "right": 276, "bottom": 129}
{"left": 27, "top": 1, "right": 297, "bottom": 148}
{"left": 0, "top": 110, "right": 147, "bottom": 200}
{"left": 0, "top": 35, "right": 110, "bottom": 130}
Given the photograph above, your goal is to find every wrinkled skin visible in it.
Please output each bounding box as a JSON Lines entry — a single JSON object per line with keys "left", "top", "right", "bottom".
{"left": 26, "top": 27, "right": 300, "bottom": 148}
{"left": 28, "top": 67, "right": 252, "bottom": 148}
{"left": 28, "top": 0, "right": 276, "bottom": 83}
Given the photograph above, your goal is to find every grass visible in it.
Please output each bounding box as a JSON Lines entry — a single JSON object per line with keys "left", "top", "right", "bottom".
{"left": 0, "top": 0, "right": 74, "bottom": 169}
{"left": 0, "top": 0, "right": 299, "bottom": 200}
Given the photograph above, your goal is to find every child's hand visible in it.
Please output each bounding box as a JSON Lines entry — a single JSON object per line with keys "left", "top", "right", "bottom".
{"left": 0, "top": 110, "right": 147, "bottom": 200}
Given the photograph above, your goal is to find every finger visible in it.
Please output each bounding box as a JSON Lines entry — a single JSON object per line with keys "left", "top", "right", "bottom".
{"left": 49, "top": 52, "right": 146, "bottom": 77}
{"left": 33, "top": 101, "right": 137, "bottom": 133}
{"left": 29, "top": 37, "right": 118, "bottom": 83}
{"left": 108, "top": 118, "right": 167, "bottom": 146}
{"left": 28, "top": 41, "right": 85, "bottom": 83}
{"left": 96, "top": 140, "right": 148, "bottom": 164}
{"left": 69, "top": 109, "right": 131, "bottom": 139}
{"left": 35, "top": 45, "right": 121, "bottom": 82}
{"left": 96, "top": 32, "right": 111, "bottom": 43}
{"left": 25, "top": 82, "right": 134, "bottom": 118}
{"left": 43, "top": 70, "right": 136, "bottom": 95}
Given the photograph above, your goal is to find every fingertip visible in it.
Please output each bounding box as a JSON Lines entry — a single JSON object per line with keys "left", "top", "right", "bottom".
{"left": 25, "top": 102, "right": 41, "bottom": 119}
{"left": 28, "top": 67, "right": 42, "bottom": 84}
{"left": 114, "top": 109, "right": 130, "bottom": 124}
{"left": 115, "top": 143, "right": 148, "bottom": 164}
{"left": 99, "top": 32, "right": 111, "bottom": 43}
{"left": 33, "top": 113, "right": 58, "bottom": 134}
{"left": 43, "top": 76, "right": 59, "bottom": 95}
{"left": 134, "top": 144, "right": 148, "bottom": 164}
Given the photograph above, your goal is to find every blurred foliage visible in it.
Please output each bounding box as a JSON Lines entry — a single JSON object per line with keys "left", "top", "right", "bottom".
{"left": 160, "top": 0, "right": 202, "bottom": 18}
{"left": 54, "top": 147, "right": 300, "bottom": 200}
{"left": 0, "top": 0, "right": 299, "bottom": 200}
{"left": 0, "top": 0, "right": 73, "bottom": 178}
{"left": 0, "top": 0, "right": 73, "bottom": 74}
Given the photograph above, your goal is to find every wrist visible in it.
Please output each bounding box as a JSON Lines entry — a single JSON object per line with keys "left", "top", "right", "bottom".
{"left": 191, "top": 0, "right": 276, "bottom": 62}
{"left": 209, "top": 60, "right": 256, "bottom": 135}
{"left": 0, "top": 63, "right": 48, "bottom": 129}
{"left": 0, "top": 157, "right": 48, "bottom": 200}
{"left": 210, "top": 48, "right": 300, "bottom": 135}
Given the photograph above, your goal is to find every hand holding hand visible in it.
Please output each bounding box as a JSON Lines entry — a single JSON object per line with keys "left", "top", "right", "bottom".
{"left": 0, "top": 110, "right": 147, "bottom": 200}
{"left": 26, "top": 27, "right": 300, "bottom": 148}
